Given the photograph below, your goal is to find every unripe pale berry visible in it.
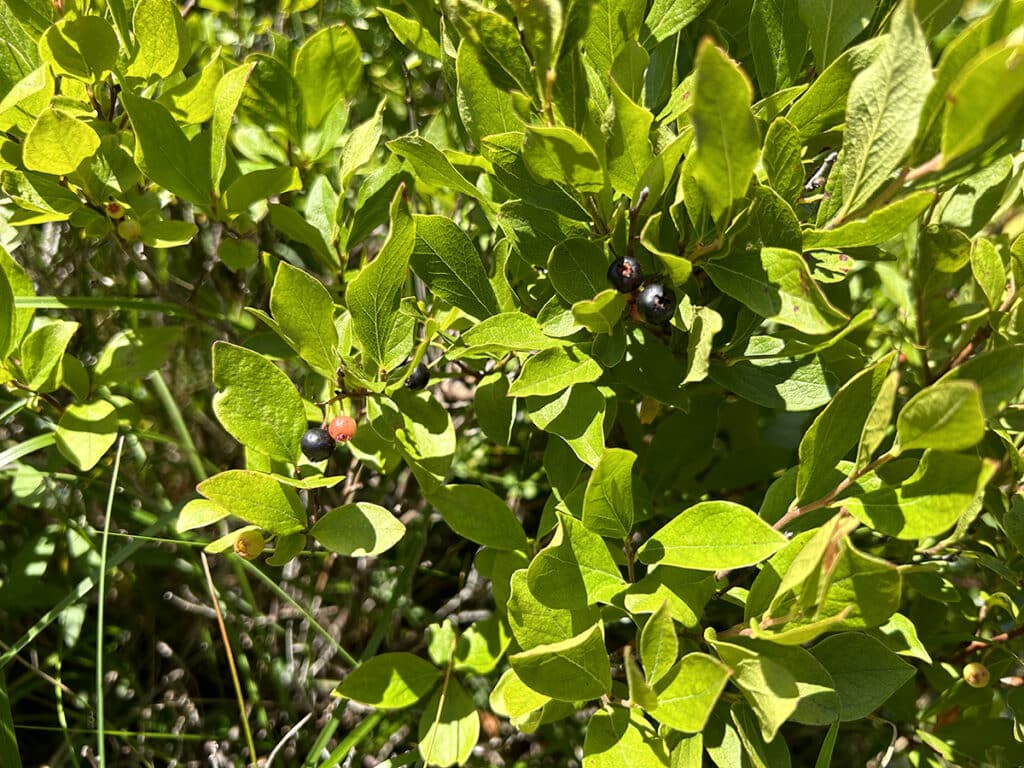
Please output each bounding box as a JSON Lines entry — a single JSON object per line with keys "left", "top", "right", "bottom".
{"left": 234, "top": 530, "right": 265, "bottom": 559}
{"left": 117, "top": 218, "right": 141, "bottom": 241}
{"left": 963, "top": 662, "right": 990, "bottom": 688}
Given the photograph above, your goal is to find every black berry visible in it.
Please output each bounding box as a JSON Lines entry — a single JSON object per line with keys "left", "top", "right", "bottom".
{"left": 607, "top": 256, "right": 644, "bottom": 293}
{"left": 636, "top": 283, "right": 676, "bottom": 324}
{"left": 404, "top": 362, "right": 429, "bottom": 390}
{"left": 300, "top": 427, "right": 334, "bottom": 461}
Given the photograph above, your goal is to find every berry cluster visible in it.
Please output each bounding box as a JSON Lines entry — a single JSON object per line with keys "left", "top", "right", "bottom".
{"left": 607, "top": 256, "right": 677, "bottom": 324}
{"left": 299, "top": 361, "right": 431, "bottom": 462}
{"left": 300, "top": 415, "right": 358, "bottom": 461}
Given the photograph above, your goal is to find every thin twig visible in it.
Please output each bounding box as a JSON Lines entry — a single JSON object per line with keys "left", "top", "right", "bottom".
{"left": 200, "top": 552, "right": 258, "bottom": 766}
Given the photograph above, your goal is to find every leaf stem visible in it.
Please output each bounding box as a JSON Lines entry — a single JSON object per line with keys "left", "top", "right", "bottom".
{"left": 773, "top": 451, "right": 894, "bottom": 531}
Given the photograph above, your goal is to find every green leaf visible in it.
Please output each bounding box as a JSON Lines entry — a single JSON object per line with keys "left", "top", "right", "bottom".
{"left": 810, "top": 633, "right": 915, "bottom": 721}
{"left": 337, "top": 652, "right": 441, "bottom": 709}
{"left": 722, "top": 637, "right": 840, "bottom": 727}
{"left": 803, "top": 192, "right": 935, "bottom": 249}
{"left": 176, "top": 498, "right": 230, "bottom": 532}
{"left": 843, "top": 451, "right": 996, "bottom": 539}
{"left": 93, "top": 326, "right": 181, "bottom": 387}
{"left": 573, "top": 290, "right": 628, "bottom": 335}
{"left": 682, "top": 306, "right": 723, "bottom": 385}
{"left": 642, "top": 0, "right": 709, "bottom": 45}
{"left": 346, "top": 188, "right": 415, "bottom": 371}
{"left": 942, "top": 43, "right": 1024, "bottom": 166}
{"left": 269, "top": 262, "right": 339, "bottom": 377}
{"left": 453, "top": 615, "right": 510, "bottom": 675}
{"left": 55, "top": 399, "right": 118, "bottom": 471}
{"left": 388, "top": 135, "right": 488, "bottom": 204}
{"left": 19, "top": 320, "right": 78, "bottom": 392}
{"left": 482, "top": 133, "right": 589, "bottom": 220}
{"left": 120, "top": 93, "right": 210, "bottom": 206}
{"left": 548, "top": 238, "right": 608, "bottom": 306}
{"left": 411, "top": 215, "right": 499, "bottom": 319}
{"left": 521, "top": 125, "right": 606, "bottom": 195}
{"left": 797, "top": 0, "right": 873, "bottom": 70}
{"left": 583, "top": 707, "right": 670, "bottom": 768}
{"left": 587, "top": 0, "right": 646, "bottom": 73}
{"left": 158, "top": 53, "right": 222, "bottom": 123}
{"left": 450, "top": 0, "right": 537, "bottom": 99}
{"left": 795, "top": 538, "right": 901, "bottom": 631}
{"left": 139, "top": 217, "right": 198, "bottom": 248}
{"left": 197, "top": 470, "right": 306, "bottom": 536}
{"left": 527, "top": 384, "right": 607, "bottom": 467}
{"left": 127, "top": 0, "right": 188, "bottom": 79}
{"left": 0, "top": 269, "right": 12, "bottom": 359}
{"left": 427, "top": 484, "right": 528, "bottom": 551}
{"left": 895, "top": 380, "right": 986, "bottom": 453}
{"left": 582, "top": 448, "right": 640, "bottom": 538}
{"left": 456, "top": 41, "right": 523, "bottom": 146}
{"left": 707, "top": 637, "right": 798, "bottom": 742}
{"left": 750, "top": 0, "right": 808, "bottom": 92}
{"left": 0, "top": 249, "right": 33, "bottom": 354}
{"left": 490, "top": 668, "right": 551, "bottom": 720}
{"left": 211, "top": 341, "right": 307, "bottom": 463}
{"left": 939, "top": 345, "right": 1024, "bottom": 417}
{"left": 625, "top": 566, "right": 715, "bottom": 629}
{"left": 390, "top": 390, "right": 456, "bottom": 492}
{"left": 309, "top": 502, "right": 406, "bottom": 557}
{"left": 640, "top": 601, "right": 679, "bottom": 687}
{"left": 762, "top": 117, "right": 805, "bottom": 204}
{"left": 221, "top": 167, "right": 302, "bottom": 213}
{"left": 870, "top": 612, "right": 933, "bottom": 664}
{"left": 211, "top": 63, "right": 253, "bottom": 195}
{"left": 527, "top": 511, "right": 626, "bottom": 608}
{"left": 796, "top": 355, "right": 893, "bottom": 504}
{"left": 0, "top": 672, "right": 23, "bottom": 768}
{"left": 971, "top": 237, "right": 1005, "bottom": 309}
{"left": 293, "top": 25, "right": 362, "bottom": 129}
{"left": 418, "top": 677, "right": 479, "bottom": 767}
{"left": 379, "top": 7, "right": 443, "bottom": 59}
{"left": 38, "top": 16, "right": 118, "bottom": 81}
{"left": 731, "top": 702, "right": 794, "bottom": 768}
{"left": 709, "top": 345, "right": 841, "bottom": 412}
{"left": 339, "top": 99, "right": 385, "bottom": 191}
{"left": 786, "top": 38, "right": 885, "bottom": 140}
{"left": 856, "top": 369, "right": 899, "bottom": 469}
{"left": 606, "top": 79, "right": 654, "bottom": 198}
{"left": 704, "top": 248, "right": 848, "bottom": 335}
{"left": 22, "top": 109, "right": 100, "bottom": 175}
{"left": 509, "top": 623, "right": 611, "bottom": 701}
{"left": 638, "top": 501, "right": 787, "bottom": 570}
{"left": 689, "top": 41, "right": 760, "bottom": 223}
{"left": 651, "top": 652, "right": 731, "bottom": 732}
{"left": 451, "top": 312, "right": 565, "bottom": 359}
{"left": 475, "top": 372, "right": 515, "bottom": 446}
{"left": 507, "top": 568, "right": 601, "bottom": 650}
{"left": 838, "top": 3, "right": 934, "bottom": 219}
{"left": 508, "top": 346, "right": 603, "bottom": 397}
{"left": 266, "top": 532, "right": 305, "bottom": 566}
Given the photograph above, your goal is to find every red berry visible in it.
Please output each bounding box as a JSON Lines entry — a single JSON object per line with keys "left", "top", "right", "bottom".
{"left": 328, "top": 415, "right": 358, "bottom": 442}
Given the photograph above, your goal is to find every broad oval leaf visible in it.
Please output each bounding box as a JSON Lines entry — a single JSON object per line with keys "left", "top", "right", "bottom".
{"left": 411, "top": 214, "right": 499, "bottom": 320}
{"left": 810, "top": 633, "right": 915, "bottom": 721}
{"left": 638, "top": 501, "right": 787, "bottom": 571}
{"left": 427, "top": 484, "right": 528, "bottom": 551}
{"left": 895, "top": 380, "right": 986, "bottom": 454}
{"left": 509, "top": 623, "right": 611, "bottom": 701}
{"left": 197, "top": 470, "right": 306, "bottom": 536}
{"left": 651, "top": 652, "right": 731, "bottom": 733}
{"left": 211, "top": 341, "right": 307, "bottom": 463}
{"left": 337, "top": 652, "right": 441, "bottom": 709}
{"left": 310, "top": 502, "right": 406, "bottom": 557}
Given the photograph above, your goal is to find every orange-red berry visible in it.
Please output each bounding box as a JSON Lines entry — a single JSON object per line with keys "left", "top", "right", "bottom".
{"left": 328, "top": 415, "right": 358, "bottom": 442}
